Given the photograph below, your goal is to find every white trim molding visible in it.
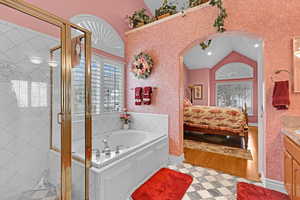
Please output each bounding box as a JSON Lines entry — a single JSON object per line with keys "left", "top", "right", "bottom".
{"left": 262, "top": 177, "right": 287, "bottom": 194}
{"left": 70, "top": 14, "right": 125, "bottom": 58}
{"left": 168, "top": 154, "right": 184, "bottom": 165}
{"left": 248, "top": 123, "right": 258, "bottom": 127}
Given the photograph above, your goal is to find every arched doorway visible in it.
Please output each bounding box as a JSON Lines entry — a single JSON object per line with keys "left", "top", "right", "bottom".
{"left": 179, "top": 31, "right": 264, "bottom": 181}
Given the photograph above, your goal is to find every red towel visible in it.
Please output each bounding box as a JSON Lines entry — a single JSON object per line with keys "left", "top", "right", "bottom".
{"left": 143, "top": 87, "right": 152, "bottom": 105}
{"left": 135, "top": 87, "right": 143, "bottom": 106}
{"left": 272, "top": 81, "right": 290, "bottom": 110}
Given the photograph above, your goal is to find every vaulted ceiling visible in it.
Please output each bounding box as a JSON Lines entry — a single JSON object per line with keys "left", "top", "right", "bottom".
{"left": 184, "top": 34, "right": 261, "bottom": 69}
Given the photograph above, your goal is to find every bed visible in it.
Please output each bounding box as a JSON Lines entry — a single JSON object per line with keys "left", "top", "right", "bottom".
{"left": 183, "top": 100, "right": 249, "bottom": 149}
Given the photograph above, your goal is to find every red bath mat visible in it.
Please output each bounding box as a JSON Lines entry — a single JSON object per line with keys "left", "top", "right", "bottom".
{"left": 237, "top": 182, "right": 290, "bottom": 200}
{"left": 131, "top": 168, "right": 193, "bottom": 200}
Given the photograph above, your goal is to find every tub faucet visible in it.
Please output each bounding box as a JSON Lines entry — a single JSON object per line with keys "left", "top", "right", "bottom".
{"left": 102, "top": 139, "right": 111, "bottom": 156}
{"left": 92, "top": 149, "right": 100, "bottom": 160}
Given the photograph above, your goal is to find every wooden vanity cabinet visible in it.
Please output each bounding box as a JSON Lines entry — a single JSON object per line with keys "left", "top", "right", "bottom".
{"left": 284, "top": 136, "right": 300, "bottom": 199}
{"left": 285, "top": 151, "right": 293, "bottom": 196}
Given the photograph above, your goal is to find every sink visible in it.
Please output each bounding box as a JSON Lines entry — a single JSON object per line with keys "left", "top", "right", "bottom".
{"left": 296, "top": 130, "right": 300, "bottom": 135}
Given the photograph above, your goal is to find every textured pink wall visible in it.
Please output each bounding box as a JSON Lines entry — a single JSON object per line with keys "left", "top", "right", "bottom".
{"left": 186, "top": 68, "right": 210, "bottom": 106}
{"left": 1, "top": 0, "right": 149, "bottom": 39}
{"left": 183, "top": 65, "right": 189, "bottom": 98}
{"left": 125, "top": 1, "right": 300, "bottom": 181}
{"left": 210, "top": 51, "right": 258, "bottom": 123}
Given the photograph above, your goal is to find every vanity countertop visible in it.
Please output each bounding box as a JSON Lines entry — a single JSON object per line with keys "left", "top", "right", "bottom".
{"left": 281, "top": 127, "right": 300, "bottom": 146}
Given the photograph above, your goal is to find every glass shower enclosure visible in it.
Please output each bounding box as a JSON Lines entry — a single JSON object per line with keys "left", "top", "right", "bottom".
{"left": 0, "top": 1, "right": 92, "bottom": 199}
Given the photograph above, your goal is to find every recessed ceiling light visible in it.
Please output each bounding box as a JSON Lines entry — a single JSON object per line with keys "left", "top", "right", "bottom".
{"left": 30, "top": 56, "right": 43, "bottom": 64}
{"left": 207, "top": 51, "right": 212, "bottom": 56}
{"left": 254, "top": 43, "right": 260, "bottom": 48}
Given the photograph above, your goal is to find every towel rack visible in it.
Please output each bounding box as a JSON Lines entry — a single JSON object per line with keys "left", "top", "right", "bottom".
{"left": 271, "top": 69, "right": 290, "bottom": 82}
{"left": 130, "top": 87, "right": 158, "bottom": 90}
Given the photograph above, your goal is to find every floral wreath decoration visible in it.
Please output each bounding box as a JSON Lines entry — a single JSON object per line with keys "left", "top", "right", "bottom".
{"left": 131, "top": 52, "right": 154, "bottom": 79}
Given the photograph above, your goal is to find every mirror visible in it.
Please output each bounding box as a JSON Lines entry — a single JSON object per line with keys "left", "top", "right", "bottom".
{"left": 293, "top": 37, "right": 300, "bottom": 93}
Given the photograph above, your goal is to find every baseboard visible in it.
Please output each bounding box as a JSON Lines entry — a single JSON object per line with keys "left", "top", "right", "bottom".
{"left": 249, "top": 123, "right": 258, "bottom": 127}
{"left": 168, "top": 154, "right": 184, "bottom": 165}
{"left": 262, "top": 178, "right": 287, "bottom": 194}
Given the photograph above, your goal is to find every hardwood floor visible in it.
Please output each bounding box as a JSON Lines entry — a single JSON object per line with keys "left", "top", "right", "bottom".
{"left": 184, "top": 126, "right": 260, "bottom": 181}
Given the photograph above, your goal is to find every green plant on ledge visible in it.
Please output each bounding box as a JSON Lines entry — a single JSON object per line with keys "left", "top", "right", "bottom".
{"left": 155, "top": 0, "right": 177, "bottom": 19}
{"left": 199, "top": 0, "right": 228, "bottom": 49}
{"left": 127, "top": 8, "right": 151, "bottom": 29}
{"left": 189, "top": 0, "right": 209, "bottom": 8}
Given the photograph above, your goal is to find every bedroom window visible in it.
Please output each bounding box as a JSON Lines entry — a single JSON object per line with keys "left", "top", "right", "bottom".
{"left": 215, "top": 63, "right": 255, "bottom": 115}
{"left": 72, "top": 54, "right": 124, "bottom": 115}
{"left": 216, "top": 81, "right": 253, "bottom": 114}
{"left": 215, "top": 63, "right": 253, "bottom": 80}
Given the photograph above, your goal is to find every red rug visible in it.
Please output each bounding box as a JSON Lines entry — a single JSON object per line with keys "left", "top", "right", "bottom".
{"left": 131, "top": 168, "right": 193, "bottom": 200}
{"left": 237, "top": 182, "right": 290, "bottom": 200}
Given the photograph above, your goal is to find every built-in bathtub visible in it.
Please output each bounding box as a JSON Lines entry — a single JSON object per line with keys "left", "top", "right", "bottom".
{"left": 73, "top": 130, "right": 167, "bottom": 169}
{"left": 49, "top": 129, "right": 169, "bottom": 200}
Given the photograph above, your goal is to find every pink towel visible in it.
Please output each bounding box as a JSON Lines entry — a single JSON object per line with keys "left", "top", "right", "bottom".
{"left": 71, "top": 36, "right": 82, "bottom": 67}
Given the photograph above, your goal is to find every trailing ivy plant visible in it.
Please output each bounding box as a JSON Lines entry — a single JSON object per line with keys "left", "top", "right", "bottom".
{"left": 200, "top": 39, "right": 212, "bottom": 50}
{"left": 209, "top": 0, "right": 228, "bottom": 33}
{"left": 199, "top": 0, "right": 228, "bottom": 50}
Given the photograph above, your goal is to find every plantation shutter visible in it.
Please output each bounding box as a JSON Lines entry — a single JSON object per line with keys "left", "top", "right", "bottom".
{"left": 101, "top": 61, "right": 123, "bottom": 113}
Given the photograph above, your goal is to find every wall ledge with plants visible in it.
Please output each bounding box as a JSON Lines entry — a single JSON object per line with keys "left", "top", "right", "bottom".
{"left": 125, "top": 2, "right": 212, "bottom": 35}
{"left": 125, "top": 0, "right": 227, "bottom": 43}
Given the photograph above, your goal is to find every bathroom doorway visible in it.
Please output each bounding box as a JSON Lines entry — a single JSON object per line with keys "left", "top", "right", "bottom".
{"left": 0, "top": 1, "right": 92, "bottom": 199}
{"left": 180, "top": 32, "right": 265, "bottom": 181}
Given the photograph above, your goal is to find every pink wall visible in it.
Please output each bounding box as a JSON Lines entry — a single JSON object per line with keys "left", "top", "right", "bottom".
{"left": 125, "top": 1, "right": 300, "bottom": 182}
{"left": 1, "top": 0, "right": 150, "bottom": 40}
{"left": 210, "top": 51, "right": 258, "bottom": 123}
{"left": 183, "top": 65, "right": 189, "bottom": 98}
{"left": 185, "top": 68, "right": 210, "bottom": 106}
{"left": 24, "top": 0, "right": 149, "bottom": 40}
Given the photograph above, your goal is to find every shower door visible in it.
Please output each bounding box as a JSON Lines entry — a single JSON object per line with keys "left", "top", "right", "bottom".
{"left": 50, "top": 25, "right": 92, "bottom": 200}
{"left": 0, "top": 1, "right": 92, "bottom": 200}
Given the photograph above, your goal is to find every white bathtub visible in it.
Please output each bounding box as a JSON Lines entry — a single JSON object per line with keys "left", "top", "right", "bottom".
{"left": 50, "top": 129, "right": 169, "bottom": 200}
{"left": 72, "top": 130, "right": 166, "bottom": 168}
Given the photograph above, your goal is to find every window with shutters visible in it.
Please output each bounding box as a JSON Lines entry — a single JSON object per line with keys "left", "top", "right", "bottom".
{"left": 72, "top": 54, "right": 124, "bottom": 115}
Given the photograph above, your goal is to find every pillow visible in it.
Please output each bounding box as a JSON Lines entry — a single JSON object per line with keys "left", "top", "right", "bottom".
{"left": 184, "top": 97, "right": 192, "bottom": 107}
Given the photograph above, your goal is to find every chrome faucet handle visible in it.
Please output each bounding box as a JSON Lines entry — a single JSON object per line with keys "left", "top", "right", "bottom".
{"left": 102, "top": 139, "right": 111, "bottom": 156}
{"left": 115, "top": 145, "right": 123, "bottom": 154}
{"left": 103, "top": 139, "right": 109, "bottom": 147}
{"left": 92, "top": 149, "right": 100, "bottom": 158}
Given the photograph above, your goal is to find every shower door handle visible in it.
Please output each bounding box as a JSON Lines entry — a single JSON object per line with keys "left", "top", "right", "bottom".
{"left": 57, "top": 112, "right": 63, "bottom": 124}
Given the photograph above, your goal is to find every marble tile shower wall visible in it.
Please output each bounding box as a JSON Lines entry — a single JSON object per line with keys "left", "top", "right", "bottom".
{"left": 0, "top": 20, "right": 58, "bottom": 200}
{"left": 71, "top": 113, "right": 123, "bottom": 141}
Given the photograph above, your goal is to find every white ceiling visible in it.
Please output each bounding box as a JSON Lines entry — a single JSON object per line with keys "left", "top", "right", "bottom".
{"left": 184, "top": 34, "right": 261, "bottom": 69}
{"left": 0, "top": 20, "right": 59, "bottom": 83}
{"left": 144, "top": 0, "right": 190, "bottom": 15}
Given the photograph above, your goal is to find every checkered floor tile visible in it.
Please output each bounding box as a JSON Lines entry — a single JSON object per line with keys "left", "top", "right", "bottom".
{"left": 20, "top": 163, "right": 262, "bottom": 200}
{"left": 168, "top": 163, "right": 263, "bottom": 200}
